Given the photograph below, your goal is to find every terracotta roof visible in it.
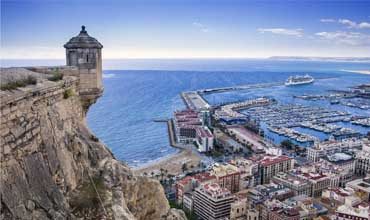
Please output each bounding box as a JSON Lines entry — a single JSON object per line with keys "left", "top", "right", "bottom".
{"left": 260, "top": 155, "right": 291, "bottom": 166}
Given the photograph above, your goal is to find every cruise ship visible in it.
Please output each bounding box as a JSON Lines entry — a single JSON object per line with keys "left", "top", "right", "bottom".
{"left": 285, "top": 74, "right": 314, "bottom": 86}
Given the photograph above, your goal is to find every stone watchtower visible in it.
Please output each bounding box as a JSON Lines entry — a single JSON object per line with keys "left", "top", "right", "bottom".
{"left": 64, "top": 26, "right": 103, "bottom": 100}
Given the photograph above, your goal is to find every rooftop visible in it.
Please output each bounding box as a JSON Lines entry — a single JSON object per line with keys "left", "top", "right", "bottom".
{"left": 196, "top": 127, "right": 213, "bottom": 138}
{"left": 260, "top": 155, "right": 292, "bottom": 166}
{"left": 201, "top": 183, "right": 232, "bottom": 198}
{"left": 64, "top": 26, "right": 103, "bottom": 49}
{"left": 177, "top": 172, "right": 215, "bottom": 186}
{"left": 301, "top": 172, "right": 327, "bottom": 181}
{"left": 211, "top": 164, "right": 239, "bottom": 177}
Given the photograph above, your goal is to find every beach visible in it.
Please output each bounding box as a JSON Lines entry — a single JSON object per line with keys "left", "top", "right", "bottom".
{"left": 133, "top": 148, "right": 202, "bottom": 176}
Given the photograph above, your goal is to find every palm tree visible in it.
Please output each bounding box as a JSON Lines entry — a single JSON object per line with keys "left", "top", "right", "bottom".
{"left": 160, "top": 168, "right": 165, "bottom": 181}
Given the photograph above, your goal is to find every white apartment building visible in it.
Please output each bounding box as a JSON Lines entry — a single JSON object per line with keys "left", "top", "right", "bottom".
{"left": 194, "top": 183, "right": 235, "bottom": 220}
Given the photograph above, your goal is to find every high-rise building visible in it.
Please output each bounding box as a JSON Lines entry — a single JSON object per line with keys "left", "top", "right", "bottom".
{"left": 257, "top": 155, "right": 294, "bottom": 184}
{"left": 196, "top": 127, "right": 214, "bottom": 152}
{"left": 211, "top": 164, "right": 241, "bottom": 193}
{"left": 193, "top": 183, "right": 235, "bottom": 220}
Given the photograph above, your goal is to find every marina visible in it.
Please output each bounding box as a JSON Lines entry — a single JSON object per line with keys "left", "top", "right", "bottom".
{"left": 242, "top": 102, "right": 368, "bottom": 145}
{"left": 181, "top": 80, "right": 370, "bottom": 148}
{"left": 294, "top": 85, "right": 370, "bottom": 110}
{"left": 243, "top": 104, "right": 350, "bottom": 128}
{"left": 352, "top": 117, "right": 370, "bottom": 127}
{"left": 267, "top": 126, "right": 318, "bottom": 143}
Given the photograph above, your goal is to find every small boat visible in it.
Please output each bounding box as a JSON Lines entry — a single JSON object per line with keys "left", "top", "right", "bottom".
{"left": 330, "top": 99, "right": 340, "bottom": 104}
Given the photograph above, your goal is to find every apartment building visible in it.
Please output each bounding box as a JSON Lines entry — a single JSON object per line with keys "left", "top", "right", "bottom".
{"left": 257, "top": 155, "right": 294, "bottom": 184}
{"left": 272, "top": 172, "right": 312, "bottom": 196}
{"left": 193, "top": 183, "right": 235, "bottom": 220}
{"left": 211, "top": 164, "right": 241, "bottom": 193}
{"left": 175, "top": 172, "right": 215, "bottom": 204}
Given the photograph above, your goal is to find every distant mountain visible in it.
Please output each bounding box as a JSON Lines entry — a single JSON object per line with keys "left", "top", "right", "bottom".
{"left": 269, "top": 56, "right": 370, "bottom": 62}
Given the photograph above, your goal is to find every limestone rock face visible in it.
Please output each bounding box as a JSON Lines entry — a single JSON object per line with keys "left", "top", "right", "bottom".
{"left": 0, "top": 69, "right": 186, "bottom": 220}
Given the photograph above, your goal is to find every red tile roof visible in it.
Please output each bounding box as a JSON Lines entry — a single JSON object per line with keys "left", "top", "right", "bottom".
{"left": 260, "top": 155, "right": 291, "bottom": 166}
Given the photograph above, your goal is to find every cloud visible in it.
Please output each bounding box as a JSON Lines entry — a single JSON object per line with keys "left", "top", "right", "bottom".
{"left": 336, "top": 19, "right": 370, "bottom": 29}
{"left": 257, "top": 28, "right": 303, "bottom": 37}
{"left": 320, "top": 18, "right": 336, "bottom": 23}
{"left": 192, "top": 22, "right": 209, "bottom": 33}
{"left": 338, "top": 19, "right": 358, "bottom": 28}
{"left": 315, "top": 31, "right": 370, "bottom": 46}
{"left": 320, "top": 18, "right": 370, "bottom": 29}
{"left": 359, "top": 22, "right": 370, "bottom": 28}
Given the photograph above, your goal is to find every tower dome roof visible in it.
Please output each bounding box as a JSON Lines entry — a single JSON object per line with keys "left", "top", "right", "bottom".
{"left": 64, "top": 26, "right": 103, "bottom": 49}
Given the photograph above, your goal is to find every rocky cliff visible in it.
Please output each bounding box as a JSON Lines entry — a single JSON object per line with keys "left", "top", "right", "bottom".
{"left": 0, "top": 67, "right": 186, "bottom": 220}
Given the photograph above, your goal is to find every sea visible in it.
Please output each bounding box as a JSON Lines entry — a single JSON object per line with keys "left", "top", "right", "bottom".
{"left": 2, "top": 59, "right": 370, "bottom": 167}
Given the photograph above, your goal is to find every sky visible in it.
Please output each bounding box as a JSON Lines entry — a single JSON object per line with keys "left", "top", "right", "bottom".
{"left": 1, "top": 0, "right": 370, "bottom": 59}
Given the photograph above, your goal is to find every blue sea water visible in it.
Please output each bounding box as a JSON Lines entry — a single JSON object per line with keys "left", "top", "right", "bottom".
{"left": 82, "top": 59, "right": 370, "bottom": 167}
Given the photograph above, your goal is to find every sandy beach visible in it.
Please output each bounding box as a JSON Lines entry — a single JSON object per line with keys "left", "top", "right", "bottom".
{"left": 341, "top": 69, "right": 370, "bottom": 75}
{"left": 133, "top": 148, "right": 202, "bottom": 176}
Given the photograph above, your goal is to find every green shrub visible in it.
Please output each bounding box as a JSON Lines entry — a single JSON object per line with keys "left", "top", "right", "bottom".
{"left": 63, "top": 89, "right": 74, "bottom": 99}
{"left": 280, "top": 139, "right": 294, "bottom": 149}
{"left": 47, "top": 70, "right": 63, "bottom": 81}
{"left": 0, "top": 76, "right": 37, "bottom": 91}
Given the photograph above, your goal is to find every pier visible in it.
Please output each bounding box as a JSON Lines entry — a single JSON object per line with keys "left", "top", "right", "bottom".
{"left": 181, "top": 82, "right": 284, "bottom": 110}
{"left": 197, "top": 82, "right": 283, "bottom": 95}
{"left": 153, "top": 118, "right": 171, "bottom": 123}
{"left": 181, "top": 91, "right": 210, "bottom": 110}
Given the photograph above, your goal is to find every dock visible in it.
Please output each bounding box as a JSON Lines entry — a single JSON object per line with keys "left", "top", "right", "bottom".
{"left": 153, "top": 118, "right": 171, "bottom": 123}
{"left": 181, "top": 82, "right": 284, "bottom": 111}
{"left": 181, "top": 91, "right": 210, "bottom": 110}
{"left": 197, "top": 82, "right": 283, "bottom": 95}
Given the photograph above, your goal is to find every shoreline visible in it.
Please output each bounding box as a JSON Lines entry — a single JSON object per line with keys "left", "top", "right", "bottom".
{"left": 132, "top": 148, "right": 183, "bottom": 170}
{"left": 133, "top": 147, "right": 202, "bottom": 176}
{"left": 341, "top": 69, "right": 370, "bottom": 75}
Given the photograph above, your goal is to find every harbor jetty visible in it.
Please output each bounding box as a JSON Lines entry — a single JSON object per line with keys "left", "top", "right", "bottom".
{"left": 197, "top": 82, "right": 283, "bottom": 95}
{"left": 181, "top": 91, "right": 210, "bottom": 110}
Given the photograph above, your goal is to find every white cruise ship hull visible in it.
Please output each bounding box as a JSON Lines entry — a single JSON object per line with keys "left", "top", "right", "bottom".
{"left": 285, "top": 78, "right": 314, "bottom": 86}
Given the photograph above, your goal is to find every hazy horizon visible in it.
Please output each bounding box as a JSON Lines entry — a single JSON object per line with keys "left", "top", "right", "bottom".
{"left": 2, "top": 58, "right": 370, "bottom": 72}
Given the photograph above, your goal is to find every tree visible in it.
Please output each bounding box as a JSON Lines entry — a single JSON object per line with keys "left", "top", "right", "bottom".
{"left": 182, "top": 163, "right": 188, "bottom": 173}
{"left": 280, "top": 139, "right": 294, "bottom": 150}
{"left": 160, "top": 168, "right": 165, "bottom": 181}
